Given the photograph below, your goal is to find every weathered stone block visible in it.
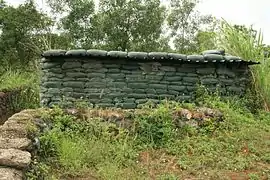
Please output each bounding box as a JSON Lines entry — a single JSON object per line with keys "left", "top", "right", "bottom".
{"left": 182, "top": 77, "right": 199, "bottom": 83}
{"left": 0, "top": 149, "right": 31, "bottom": 169}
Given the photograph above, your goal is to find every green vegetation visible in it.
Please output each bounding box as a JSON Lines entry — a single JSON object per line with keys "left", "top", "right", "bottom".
{"left": 26, "top": 94, "right": 270, "bottom": 179}
{"left": 217, "top": 20, "right": 270, "bottom": 111}
{"left": 0, "top": 70, "right": 40, "bottom": 110}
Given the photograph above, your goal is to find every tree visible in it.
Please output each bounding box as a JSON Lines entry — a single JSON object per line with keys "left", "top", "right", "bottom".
{"left": 47, "top": 0, "right": 169, "bottom": 51}
{"left": 0, "top": 0, "right": 53, "bottom": 70}
{"left": 167, "top": 0, "right": 214, "bottom": 53}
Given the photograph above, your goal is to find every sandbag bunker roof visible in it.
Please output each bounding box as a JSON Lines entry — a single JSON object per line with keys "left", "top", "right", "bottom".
{"left": 42, "top": 49, "right": 259, "bottom": 65}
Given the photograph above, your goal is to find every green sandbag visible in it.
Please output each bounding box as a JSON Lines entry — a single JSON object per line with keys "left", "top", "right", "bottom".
{"left": 201, "top": 78, "right": 219, "bottom": 85}
{"left": 168, "top": 90, "right": 180, "bottom": 95}
{"left": 168, "top": 85, "right": 186, "bottom": 91}
{"left": 177, "top": 67, "right": 195, "bottom": 73}
{"left": 146, "top": 75, "right": 163, "bottom": 81}
{"left": 100, "top": 98, "right": 113, "bottom": 103}
{"left": 123, "top": 98, "right": 136, "bottom": 103}
{"left": 63, "top": 81, "right": 84, "bottom": 88}
{"left": 159, "top": 66, "right": 176, "bottom": 72}
{"left": 83, "top": 63, "right": 103, "bottom": 69}
{"left": 66, "top": 49, "right": 86, "bottom": 56}
{"left": 196, "top": 68, "right": 215, "bottom": 75}
{"left": 128, "top": 52, "right": 148, "bottom": 59}
{"left": 156, "top": 89, "right": 168, "bottom": 94}
{"left": 187, "top": 55, "right": 204, "bottom": 61}
{"left": 128, "top": 83, "right": 148, "bottom": 89}
{"left": 224, "top": 56, "right": 241, "bottom": 61}
{"left": 127, "top": 93, "right": 147, "bottom": 98}
{"left": 107, "top": 51, "right": 127, "bottom": 58}
{"left": 66, "top": 72, "right": 86, "bottom": 78}
{"left": 183, "top": 77, "right": 199, "bottom": 83}
{"left": 107, "top": 68, "right": 121, "bottom": 73}
{"left": 203, "top": 54, "right": 224, "bottom": 61}
{"left": 202, "top": 50, "right": 225, "bottom": 55}
{"left": 43, "top": 82, "right": 62, "bottom": 88}
{"left": 164, "top": 76, "right": 182, "bottom": 81}
{"left": 186, "top": 86, "right": 196, "bottom": 91}
{"left": 48, "top": 88, "right": 61, "bottom": 95}
{"left": 158, "top": 94, "right": 174, "bottom": 99}
{"left": 217, "top": 69, "right": 236, "bottom": 77}
{"left": 168, "top": 53, "right": 187, "bottom": 60}
{"left": 88, "top": 73, "right": 106, "bottom": 78}
{"left": 148, "top": 52, "right": 168, "bottom": 59}
{"left": 43, "top": 62, "right": 60, "bottom": 69}
{"left": 42, "top": 49, "right": 66, "bottom": 57}
{"left": 135, "top": 99, "right": 149, "bottom": 104}
{"left": 86, "top": 49, "right": 108, "bottom": 57}
{"left": 85, "top": 82, "right": 106, "bottom": 88}
{"left": 107, "top": 73, "right": 126, "bottom": 79}
{"left": 149, "top": 84, "right": 167, "bottom": 89}
{"left": 133, "top": 89, "right": 146, "bottom": 93}
{"left": 107, "top": 82, "right": 127, "bottom": 88}
{"left": 62, "top": 62, "right": 82, "bottom": 69}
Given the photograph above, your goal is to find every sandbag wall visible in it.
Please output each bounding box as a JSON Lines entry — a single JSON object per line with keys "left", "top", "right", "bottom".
{"left": 40, "top": 50, "right": 258, "bottom": 108}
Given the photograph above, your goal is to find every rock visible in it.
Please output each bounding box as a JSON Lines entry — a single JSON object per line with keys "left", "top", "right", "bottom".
{"left": 0, "top": 126, "right": 28, "bottom": 139}
{"left": 0, "top": 138, "right": 32, "bottom": 150}
{"left": 0, "top": 167, "right": 23, "bottom": 180}
{"left": 197, "top": 107, "right": 223, "bottom": 118}
{"left": 0, "top": 149, "right": 31, "bottom": 169}
{"left": 173, "top": 109, "right": 192, "bottom": 120}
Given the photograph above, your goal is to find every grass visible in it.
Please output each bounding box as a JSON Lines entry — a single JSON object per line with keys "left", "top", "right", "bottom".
{"left": 216, "top": 20, "right": 270, "bottom": 111}
{"left": 0, "top": 70, "right": 40, "bottom": 111}
{"left": 0, "top": 70, "right": 38, "bottom": 91}
{"left": 26, "top": 95, "right": 270, "bottom": 180}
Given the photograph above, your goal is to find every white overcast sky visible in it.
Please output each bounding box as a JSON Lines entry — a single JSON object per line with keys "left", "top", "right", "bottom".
{"left": 5, "top": 0, "right": 270, "bottom": 44}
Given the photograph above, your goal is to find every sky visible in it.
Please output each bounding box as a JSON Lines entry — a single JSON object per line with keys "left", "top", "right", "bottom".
{"left": 5, "top": 0, "right": 270, "bottom": 44}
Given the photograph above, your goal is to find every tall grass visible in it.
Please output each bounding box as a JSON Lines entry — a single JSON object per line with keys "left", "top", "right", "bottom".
{"left": 0, "top": 70, "right": 40, "bottom": 109}
{"left": 217, "top": 20, "right": 270, "bottom": 111}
